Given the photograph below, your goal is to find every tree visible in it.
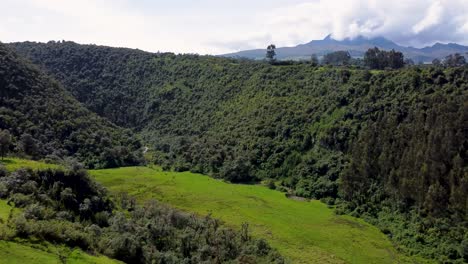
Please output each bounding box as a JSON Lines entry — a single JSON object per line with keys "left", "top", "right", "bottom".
{"left": 310, "top": 54, "right": 319, "bottom": 66}
{"left": 322, "top": 51, "right": 351, "bottom": 66}
{"left": 387, "top": 49, "right": 405, "bottom": 69}
{"left": 0, "top": 130, "right": 12, "bottom": 160}
{"left": 444, "top": 53, "right": 466, "bottom": 67}
{"left": 219, "top": 157, "right": 254, "bottom": 183}
{"left": 405, "top": 59, "right": 415, "bottom": 66}
{"left": 19, "top": 133, "right": 38, "bottom": 158}
{"left": 432, "top": 58, "right": 441, "bottom": 66}
{"left": 364, "top": 47, "right": 405, "bottom": 69}
{"left": 364, "top": 47, "right": 381, "bottom": 69}
{"left": 266, "top": 44, "right": 276, "bottom": 63}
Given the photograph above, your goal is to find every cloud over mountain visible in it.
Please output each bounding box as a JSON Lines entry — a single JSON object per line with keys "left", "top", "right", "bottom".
{"left": 261, "top": 0, "right": 468, "bottom": 48}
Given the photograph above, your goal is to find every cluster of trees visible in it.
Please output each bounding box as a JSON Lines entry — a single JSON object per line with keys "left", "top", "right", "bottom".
{"left": 0, "top": 129, "right": 44, "bottom": 160}
{"left": 9, "top": 41, "right": 468, "bottom": 262}
{"left": 0, "top": 166, "right": 284, "bottom": 263}
{"left": 433, "top": 53, "right": 467, "bottom": 67}
{"left": 363, "top": 47, "right": 405, "bottom": 69}
{"left": 321, "top": 51, "right": 352, "bottom": 66}
{"left": 0, "top": 43, "right": 143, "bottom": 168}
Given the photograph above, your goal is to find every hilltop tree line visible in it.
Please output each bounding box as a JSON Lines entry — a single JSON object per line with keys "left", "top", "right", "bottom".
{"left": 9, "top": 41, "right": 468, "bottom": 262}
{"left": 265, "top": 44, "right": 466, "bottom": 69}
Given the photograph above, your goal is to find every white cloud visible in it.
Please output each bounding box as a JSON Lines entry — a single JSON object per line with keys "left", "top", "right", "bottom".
{"left": 0, "top": 0, "right": 212, "bottom": 53}
{"left": 412, "top": 1, "right": 443, "bottom": 34}
{"left": 1, "top": 0, "right": 467, "bottom": 54}
{"left": 251, "top": 0, "right": 468, "bottom": 49}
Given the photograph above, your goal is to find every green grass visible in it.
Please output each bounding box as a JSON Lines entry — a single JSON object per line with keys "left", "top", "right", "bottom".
{"left": 90, "top": 166, "right": 433, "bottom": 264}
{"left": 0, "top": 199, "right": 13, "bottom": 222}
{"left": 0, "top": 240, "right": 122, "bottom": 264}
{"left": 0, "top": 157, "right": 61, "bottom": 171}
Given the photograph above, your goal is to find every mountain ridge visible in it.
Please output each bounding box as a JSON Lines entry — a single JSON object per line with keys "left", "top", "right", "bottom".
{"left": 222, "top": 35, "right": 468, "bottom": 62}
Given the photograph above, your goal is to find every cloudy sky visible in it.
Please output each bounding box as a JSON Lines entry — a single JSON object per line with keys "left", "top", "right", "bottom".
{"left": 1, "top": 0, "right": 468, "bottom": 54}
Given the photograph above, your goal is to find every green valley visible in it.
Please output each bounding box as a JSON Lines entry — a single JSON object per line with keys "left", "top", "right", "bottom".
{"left": 0, "top": 22, "right": 466, "bottom": 262}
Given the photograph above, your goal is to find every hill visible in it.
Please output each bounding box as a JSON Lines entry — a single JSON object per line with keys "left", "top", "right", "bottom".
{"left": 0, "top": 43, "right": 142, "bottom": 168}
{"left": 222, "top": 35, "right": 468, "bottom": 62}
{"left": 9, "top": 41, "right": 468, "bottom": 263}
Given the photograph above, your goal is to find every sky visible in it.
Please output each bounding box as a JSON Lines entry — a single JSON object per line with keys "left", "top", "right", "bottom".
{"left": 1, "top": 0, "right": 468, "bottom": 55}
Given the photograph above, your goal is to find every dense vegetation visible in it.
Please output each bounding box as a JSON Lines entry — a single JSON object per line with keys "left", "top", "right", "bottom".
{"left": 0, "top": 43, "right": 143, "bottom": 168}
{"left": 9, "top": 41, "right": 468, "bottom": 262}
{"left": 363, "top": 47, "right": 405, "bottom": 69}
{"left": 0, "top": 163, "right": 283, "bottom": 263}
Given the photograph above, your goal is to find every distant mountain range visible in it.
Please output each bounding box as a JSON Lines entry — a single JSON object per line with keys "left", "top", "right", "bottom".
{"left": 222, "top": 35, "right": 468, "bottom": 62}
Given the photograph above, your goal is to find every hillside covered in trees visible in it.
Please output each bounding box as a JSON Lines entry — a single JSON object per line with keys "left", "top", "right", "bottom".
{"left": 9, "top": 41, "right": 468, "bottom": 262}
{"left": 0, "top": 43, "right": 143, "bottom": 168}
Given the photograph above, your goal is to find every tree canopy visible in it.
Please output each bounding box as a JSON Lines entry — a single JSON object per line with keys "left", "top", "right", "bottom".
{"left": 364, "top": 47, "right": 405, "bottom": 69}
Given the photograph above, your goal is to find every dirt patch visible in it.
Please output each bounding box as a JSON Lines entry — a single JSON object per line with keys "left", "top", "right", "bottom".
{"left": 333, "top": 217, "right": 367, "bottom": 230}
{"left": 244, "top": 195, "right": 272, "bottom": 208}
{"left": 285, "top": 193, "right": 310, "bottom": 202}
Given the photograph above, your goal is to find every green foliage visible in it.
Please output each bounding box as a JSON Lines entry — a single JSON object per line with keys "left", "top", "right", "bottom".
{"left": 444, "top": 53, "right": 466, "bottom": 67}
{"left": 322, "top": 51, "right": 351, "bottom": 66}
{"left": 0, "top": 43, "right": 143, "bottom": 168}
{"left": 364, "top": 47, "right": 405, "bottom": 69}
{"left": 0, "top": 129, "right": 12, "bottom": 160}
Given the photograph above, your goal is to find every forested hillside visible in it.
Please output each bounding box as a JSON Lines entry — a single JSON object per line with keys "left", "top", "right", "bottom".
{"left": 10, "top": 41, "right": 468, "bottom": 262}
{"left": 0, "top": 43, "right": 143, "bottom": 168}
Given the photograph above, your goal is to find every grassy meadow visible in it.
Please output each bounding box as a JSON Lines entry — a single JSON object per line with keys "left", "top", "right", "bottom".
{"left": 90, "top": 166, "right": 432, "bottom": 264}
{"left": 0, "top": 157, "right": 61, "bottom": 171}
{"left": 0, "top": 240, "right": 122, "bottom": 264}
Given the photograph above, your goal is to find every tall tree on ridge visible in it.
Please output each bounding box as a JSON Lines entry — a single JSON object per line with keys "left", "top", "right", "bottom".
{"left": 0, "top": 129, "right": 12, "bottom": 160}
{"left": 266, "top": 44, "right": 276, "bottom": 63}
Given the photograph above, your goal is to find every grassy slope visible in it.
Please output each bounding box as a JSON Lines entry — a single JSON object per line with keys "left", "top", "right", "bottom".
{"left": 0, "top": 199, "right": 13, "bottom": 221}
{"left": 91, "top": 166, "right": 433, "bottom": 264}
{"left": 0, "top": 240, "right": 121, "bottom": 264}
{"left": 0, "top": 157, "right": 61, "bottom": 171}
{"left": 0, "top": 158, "right": 120, "bottom": 264}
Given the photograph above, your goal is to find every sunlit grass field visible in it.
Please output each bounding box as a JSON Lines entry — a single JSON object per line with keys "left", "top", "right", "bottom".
{"left": 0, "top": 199, "right": 13, "bottom": 222}
{"left": 0, "top": 240, "right": 122, "bottom": 264}
{"left": 0, "top": 157, "right": 61, "bottom": 171}
{"left": 90, "top": 166, "right": 432, "bottom": 264}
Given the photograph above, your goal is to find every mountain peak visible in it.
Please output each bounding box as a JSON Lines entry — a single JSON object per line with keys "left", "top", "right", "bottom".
{"left": 323, "top": 34, "right": 333, "bottom": 41}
